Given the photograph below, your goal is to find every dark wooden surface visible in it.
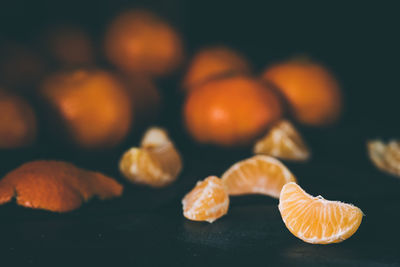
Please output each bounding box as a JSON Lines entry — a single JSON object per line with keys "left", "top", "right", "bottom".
{"left": 1, "top": 122, "right": 400, "bottom": 267}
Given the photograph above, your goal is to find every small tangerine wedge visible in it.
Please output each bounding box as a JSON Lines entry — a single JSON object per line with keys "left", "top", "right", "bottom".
{"left": 221, "top": 155, "right": 296, "bottom": 198}
{"left": 182, "top": 176, "right": 229, "bottom": 223}
{"left": 119, "top": 127, "right": 182, "bottom": 187}
{"left": 368, "top": 140, "right": 400, "bottom": 177}
{"left": 279, "top": 182, "right": 363, "bottom": 244}
{"left": 253, "top": 120, "right": 310, "bottom": 161}
{"left": 0, "top": 160, "right": 123, "bottom": 212}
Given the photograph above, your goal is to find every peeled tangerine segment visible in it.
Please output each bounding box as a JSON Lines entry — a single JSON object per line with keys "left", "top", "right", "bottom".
{"left": 253, "top": 120, "right": 310, "bottom": 161}
{"left": 368, "top": 140, "right": 400, "bottom": 177}
{"left": 221, "top": 155, "right": 296, "bottom": 198}
{"left": 279, "top": 182, "right": 363, "bottom": 244}
{"left": 119, "top": 127, "right": 182, "bottom": 187}
{"left": 182, "top": 176, "right": 229, "bottom": 223}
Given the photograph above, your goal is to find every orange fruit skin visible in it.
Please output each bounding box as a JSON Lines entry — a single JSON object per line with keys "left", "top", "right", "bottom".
{"left": 45, "top": 26, "right": 94, "bottom": 66}
{"left": 105, "top": 10, "right": 183, "bottom": 76}
{"left": 40, "top": 69, "right": 133, "bottom": 149}
{"left": 0, "top": 160, "right": 123, "bottom": 212}
{"left": 279, "top": 182, "right": 363, "bottom": 244}
{"left": 0, "top": 90, "right": 37, "bottom": 148}
{"left": 262, "top": 60, "right": 342, "bottom": 126}
{"left": 183, "top": 47, "right": 250, "bottom": 91}
{"left": 183, "top": 76, "right": 283, "bottom": 146}
{"left": 182, "top": 176, "right": 229, "bottom": 223}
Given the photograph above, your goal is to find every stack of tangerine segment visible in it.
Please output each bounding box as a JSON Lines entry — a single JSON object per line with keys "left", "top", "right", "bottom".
{"left": 182, "top": 155, "right": 363, "bottom": 245}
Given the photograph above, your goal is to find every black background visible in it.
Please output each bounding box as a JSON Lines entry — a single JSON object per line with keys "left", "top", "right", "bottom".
{"left": 1, "top": 1, "right": 400, "bottom": 266}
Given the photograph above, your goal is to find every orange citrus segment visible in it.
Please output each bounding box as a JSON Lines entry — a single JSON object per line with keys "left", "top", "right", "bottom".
{"left": 182, "top": 176, "right": 229, "bottom": 223}
{"left": 221, "top": 155, "right": 296, "bottom": 198}
{"left": 119, "top": 127, "right": 182, "bottom": 187}
{"left": 279, "top": 182, "right": 363, "bottom": 244}
{"left": 368, "top": 140, "right": 400, "bottom": 177}
{"left": 253, "top": 120, "right": 310, "bottom": 161}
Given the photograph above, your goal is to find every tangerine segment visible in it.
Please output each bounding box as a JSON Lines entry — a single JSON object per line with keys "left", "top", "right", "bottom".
{"left": 368, "top": 140, "right": 400, "bottom": 177}
{"left": 279, "top": 182, "right": 363, "bottom": 244}
{"left": 182, "top": 176, "right": 229, "bottom": 223}
{"left": 253, "top": 120, "right": 310, "bottom": 161}
{"left": 119, "top": 127, "right": 182, "bottom": 187}
{"left": 0, "top": 161, "right": 123, "bottom": 212}
{"left": 221, "top": 155, "right": 296, "bottom": 198}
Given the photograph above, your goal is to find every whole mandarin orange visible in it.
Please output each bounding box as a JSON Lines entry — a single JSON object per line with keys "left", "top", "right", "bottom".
{"left": 262, "top": 59, "right": 342, "bottom": 126}
{"left": 183, "top": 76, "right": 283, "bottom": 146}
{"left": 45, "top": 25, "right": 94, "bottom": 66}
{"left": 104, "top": 9, "right": 183, "bottom": 76}
{"left": 0, "top": 90, "right": 37, "bottom": 148}
{"left": 121, "top": 75, "right": 161, "bottom": 124}
{"left": 0, "top": 42, "right": 45, "bottom": 90}
{"left": 183, "top": 46, "right": 251, "bottom": 91}
{"left": 40, "top": 69, "right": 133, "bottom": 149}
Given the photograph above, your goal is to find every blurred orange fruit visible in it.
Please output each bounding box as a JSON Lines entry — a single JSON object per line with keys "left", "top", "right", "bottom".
{"left": 183, "top": 76, "right": 283, "bottom": 146}
{"left": 221, "top": 155, "right": 296, "bottom": 198}
{"left": 0, "top": 42, "right": 45, "bottom": 89}
{"left": 183, "top": 46, "right": 250, "bottom": 91}
{"left": 40, "top": 69, "right": 133, "bottom": 149}
{"left": 253, "top": 120, "right": 310, "bottom": 161}
{"left": 119, "top": 127, "right": 182, "bottom": 187}
{"left": 0, "top": 90, "right": 37, "bottom": 148}
{"left": 262, "top": 59, "right": 342, "bottom": 126}
{"left": 182, "top": 176, "right": 229, "bottom": 223}
{"left": 368, "top": 139, "right": 400, "bottom": 177}
{"left": 45, "top": 25, "right": 94, "bottom": 65}
{"left": 279, "top": 182, "right": 363, "bottom": 244}
{"left": 0, "top": 160, "right": 123, "bottom": 212}
{"left": 121, "top": 75, "right": 161, "bottom": 124}
{"left": 105, "top": 9, "right": 183, "bottom": 76}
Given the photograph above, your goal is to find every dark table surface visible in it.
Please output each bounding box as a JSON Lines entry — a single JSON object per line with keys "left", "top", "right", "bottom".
{"left": 1, "top": 121, "right": 400, "bottom": 267}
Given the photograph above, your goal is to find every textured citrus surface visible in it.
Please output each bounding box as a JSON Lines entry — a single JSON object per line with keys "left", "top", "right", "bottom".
{"left": 184, "top": 76, "right": 283, "bottom": 146}
{"left": 40, "top": 69, "right": 133, "bottom": 149}
{"left": 279, "top": 182, "right": 363, "bottom": 244}
{"left": 119, "top": 127, "right": 182, "bottom": 187}
{"left": 105, "top": 9, "right": 183, "bottom": 76}
{"left": 222, "top": 155, "right": 296, "bottom": 198}
{"left": 368, "top": 140, "right": 400, "bottom": 177}
{"left": 45, "top": 25, "right": 94, "bottom": 65}
{"left": 183, "top": 46, "right": 250, "bottom": 90}
{"left": 262, "top": 59, "right": 342, "bottom": 126}
{"left": 0, "top": 161, "right": 123, "bottom": 212}
{"left": 0, "top": 90, "right": 37, "bottom": 148}
{"left": 182, "top": 176, "right": 229, "bottom": 223}
{"left": 253, "top": 120, "right": 310, "bottom": 161}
